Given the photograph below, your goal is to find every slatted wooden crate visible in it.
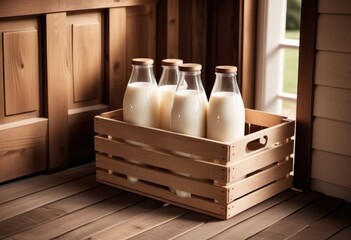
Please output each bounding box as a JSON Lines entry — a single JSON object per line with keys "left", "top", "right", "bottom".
{"left": 94, "top": 109, "right": 294, "bottom": 219}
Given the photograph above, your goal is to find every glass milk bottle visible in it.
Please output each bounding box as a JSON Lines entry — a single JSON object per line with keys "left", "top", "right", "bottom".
{"left": 207, "top": 66, "right": 245, "bottom": 142}
{"left": 170, "top": 63, "right": 208, "bottom": 198}
{"left": 158, "top": 59, "right": 183, "bottom": 130}
{"left": 123, "top": 58, "right": 160, "bottom": 182}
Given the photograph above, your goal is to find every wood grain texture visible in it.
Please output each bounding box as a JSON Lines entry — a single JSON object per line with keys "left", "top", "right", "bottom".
{"left": 211, "top": 192, "right": 322, "bottom": 240}
{"left": 312, "top": 118, "right": 351, "bottom": 156}
{"left": 249, "top": 196, "right": 344, "bottom": 240}
{"left": 0, "top": 185, "right": 121, "bottom": 238}
{"left": 0, "top": 118, "right": 47, "bottom": 182}
{"left": 90, "top": 205, "right": 188, "bottom": 240}
{"left": 241, "top": 0, "right": 257, "bottom": 108}
{"left": 315, "top": 51, "right": 351, "bottom": 89}
{"left": 166, "top": 0, "right": 179, "bottom": 59}
{"left": 317, "top": 14, "right": 351, "bottom": 53}
{"left": 313, "top": 85, "right": 351, "bottom": 122}
{"left": 3, "top": 30, "right": 39, "bottom": 116}
{"left": 55, "top": 199, "right": 163, "bottom": 240}
{"left": 294, "top": 0, "right": 319, "bottom": 190}
{"left": 319, "top": 0, "right": 351, "bottom": 14}
{"left": 0, "top": 174, "right": 98, "bottom": 222}
{"left": 312, "top": 150, "right": 351, "bottom": 189}
{"left": 287, "top": 204, "right": 351, "bottom": 240}
{"left": 126, "top": 4, "right": 156, "bottom": 77}
{"left": 108, "top": 7, "right": 127, "bottom": 110}
{"left": 46, "top": 12, "right": 69, "bottom": 170}
{"left": 2, "top": 164, "right": 349, "bottom": 239}
{"left": 0, "top": 163, "right": 95, "bottom": 204}
{"left": 0, "top": 0, "right": 157, "bottom": 18}
{"left": 72, "top": 23, "right": 101, "bottom": 102}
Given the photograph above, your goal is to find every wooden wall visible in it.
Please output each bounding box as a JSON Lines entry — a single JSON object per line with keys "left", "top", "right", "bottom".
{"left": 0, "top": 0, "right": 252, "bottom": 182}
{"left": 0, "top": 0, "right": 158, "bottom": 182}
{"left": 310, "top": 0, "right": 351, "bottom": 201}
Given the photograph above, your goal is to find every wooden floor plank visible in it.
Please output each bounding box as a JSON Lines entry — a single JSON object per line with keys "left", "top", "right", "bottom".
{"left": 0, "top": 163, "right": 95, "bottom": 204}
{"left": 248, "top": 195, "right": 345, "bottom": 240}
{"left": 0, "top": 185, "right": 122, "bottom": 238}
{"left": 55, "top": 199, "right": 165, "bottom": 240}
{"left": 129, "top": 212, "right": 213, "bottom": 240}
{"left": 90, "top": 204, "right": 189, "bottom": 240}
{"left": 209, "top": 191, "right": 323, "bottom": 240}
{"left": 1, "top": 162, "right": 350, "bottom": 240}
{"left": 328, "top": 224, "right": 351, "bottom": 240}
{"left": 7, "top": 192, "right": 145, "bottom": 240}
{"left": 175, "top": 189, "right": 298, "bottom": 240}
{"left": 0, "top": 174, "right": 98, "bottom": 222}
{"left": 287, "top": 204, "right": 351, "bottom": 240}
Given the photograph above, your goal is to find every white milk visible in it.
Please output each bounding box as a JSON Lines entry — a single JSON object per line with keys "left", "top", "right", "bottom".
{"left": 171, "top": 89, "right": 207, "bottom": 137}
{"left": 207, "top": 91, "right": 245, "bottom": 142}
{"left": 123, "top": 81, "right": 159, "bottom": 182}
{"left": 170, "top": 89, "right": 207, "bottom": 198}
{"left": 123, "top": 82, "right": 159, "bottom": 128}
{"left": 158, "top": 85, "right": 177, "bottom": 130}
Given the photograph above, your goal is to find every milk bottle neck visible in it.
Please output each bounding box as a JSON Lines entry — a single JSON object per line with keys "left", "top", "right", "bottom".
{"left": 178, "top": 70, "right": 205, "bottom": 93}
{"left": 159, "top": 66, "right": 180, "bottom": 86}
{"left": 212, "top": 72, "right": 240, "bottom": 94}
{"left": 129, "top": 64, "right": 157, "bottom": 85}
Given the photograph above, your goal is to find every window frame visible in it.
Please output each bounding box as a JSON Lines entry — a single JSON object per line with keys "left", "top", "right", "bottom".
{"left": 255, "top": 0, "right": 299, "bottom": 118}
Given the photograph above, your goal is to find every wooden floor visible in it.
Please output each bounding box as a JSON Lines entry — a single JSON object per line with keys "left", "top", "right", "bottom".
{"left": 0, "top": 163, "right": 350, "bottom": 240}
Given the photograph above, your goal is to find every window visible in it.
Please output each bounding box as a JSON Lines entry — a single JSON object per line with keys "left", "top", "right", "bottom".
{"left": 255, "top": 0, "right": 301, "bottom": 119}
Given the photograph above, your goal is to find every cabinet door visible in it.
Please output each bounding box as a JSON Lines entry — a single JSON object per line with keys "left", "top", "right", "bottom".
{"left": 46, "top": 11, "right": 108, "bottom": 169}
{"left": 47, "top": 5, "right": 157, "bottom": 170}
{"left": 66, "top": 11, "right": 108, "bottom": 165}
{"left": 0, "top": 18, "right": 47, "bottom": 182}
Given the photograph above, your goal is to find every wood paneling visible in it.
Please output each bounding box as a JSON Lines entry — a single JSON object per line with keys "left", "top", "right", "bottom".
{"left": 312, "top": 118, "right": 351, "bottom": 157}
{"left": 0, "top": 17, "right": 45, "bottom": 182}
{"left": 317, "top": 14, "right": 351, "bottom": 53}
{"left": 315, "top": 51, "right": 351, "bottom": 89}
{"left": 0, "top": 0, "right": 157, "bottom": 18}
{"left": 178, "top": 0, "right": 207, "bottom": 89}
{"left": 66, "top": 11, "right": 107, "bottom": 165}
{"left": 312, "top": 150, "right": 351, "bottom": 189}
{"left": 67, "top": 11, "right": 104, "bottom": 109}
{"left": 108, "top": 8, "right": 127, "bottom": 110}
{"left": 0, "top": 118, "right": 47, "bottom": 182}
{"left": 72, "top": 23, "right": 101, "bottom": 103}
{"left": 126, "top": 4, "right": 156, "bottom": 77}
{"left": 311, "top": 179, "right": 351, "bottom": 203}
{"left": 167, "top": 0, "right": 179, "bottom": 59}
{"left": 3, "top": 30, "right": 39, "bottom": 116}
{"left": 319, "top": 0, "right": 351, "bottom": 14}
{"left": 46, "top": 12, "right": 69, "bottom": 170}
{"left": 309, "top": 0, "right": 351, "bottom": 201}
{"left": 0, "top": 18, "right": 41, "bottom": 124}
{"left": 314, "top": 86, "right": 351, "bottom": 122}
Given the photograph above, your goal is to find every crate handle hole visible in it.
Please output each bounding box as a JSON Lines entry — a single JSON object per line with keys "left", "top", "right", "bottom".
{"left": 246, "top": 135, "right": 268, "bottom": 152}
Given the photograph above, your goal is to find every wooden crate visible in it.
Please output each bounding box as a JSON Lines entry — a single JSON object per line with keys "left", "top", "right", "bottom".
{"left": 94, "top": 109, "right": 294, "bottom": 219}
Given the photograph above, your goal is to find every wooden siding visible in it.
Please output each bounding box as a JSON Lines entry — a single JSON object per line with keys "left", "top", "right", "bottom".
{"left": 311, "top": 0, "right": 351, "bottom": 202}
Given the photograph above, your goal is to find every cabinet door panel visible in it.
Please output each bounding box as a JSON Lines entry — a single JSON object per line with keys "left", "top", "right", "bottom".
{"left": 3, "top": 30, "right": 39, "bottom": 116}
{"left": 66, "top": 11, "right": 106, "bottom": 165}
{"left": 73, "top": 23, "right": 101, "bottom": 102}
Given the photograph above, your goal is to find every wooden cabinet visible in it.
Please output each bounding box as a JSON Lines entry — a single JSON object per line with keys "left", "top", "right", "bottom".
{"left": 0, "top": 1, "right": 158, "bottom": 182}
